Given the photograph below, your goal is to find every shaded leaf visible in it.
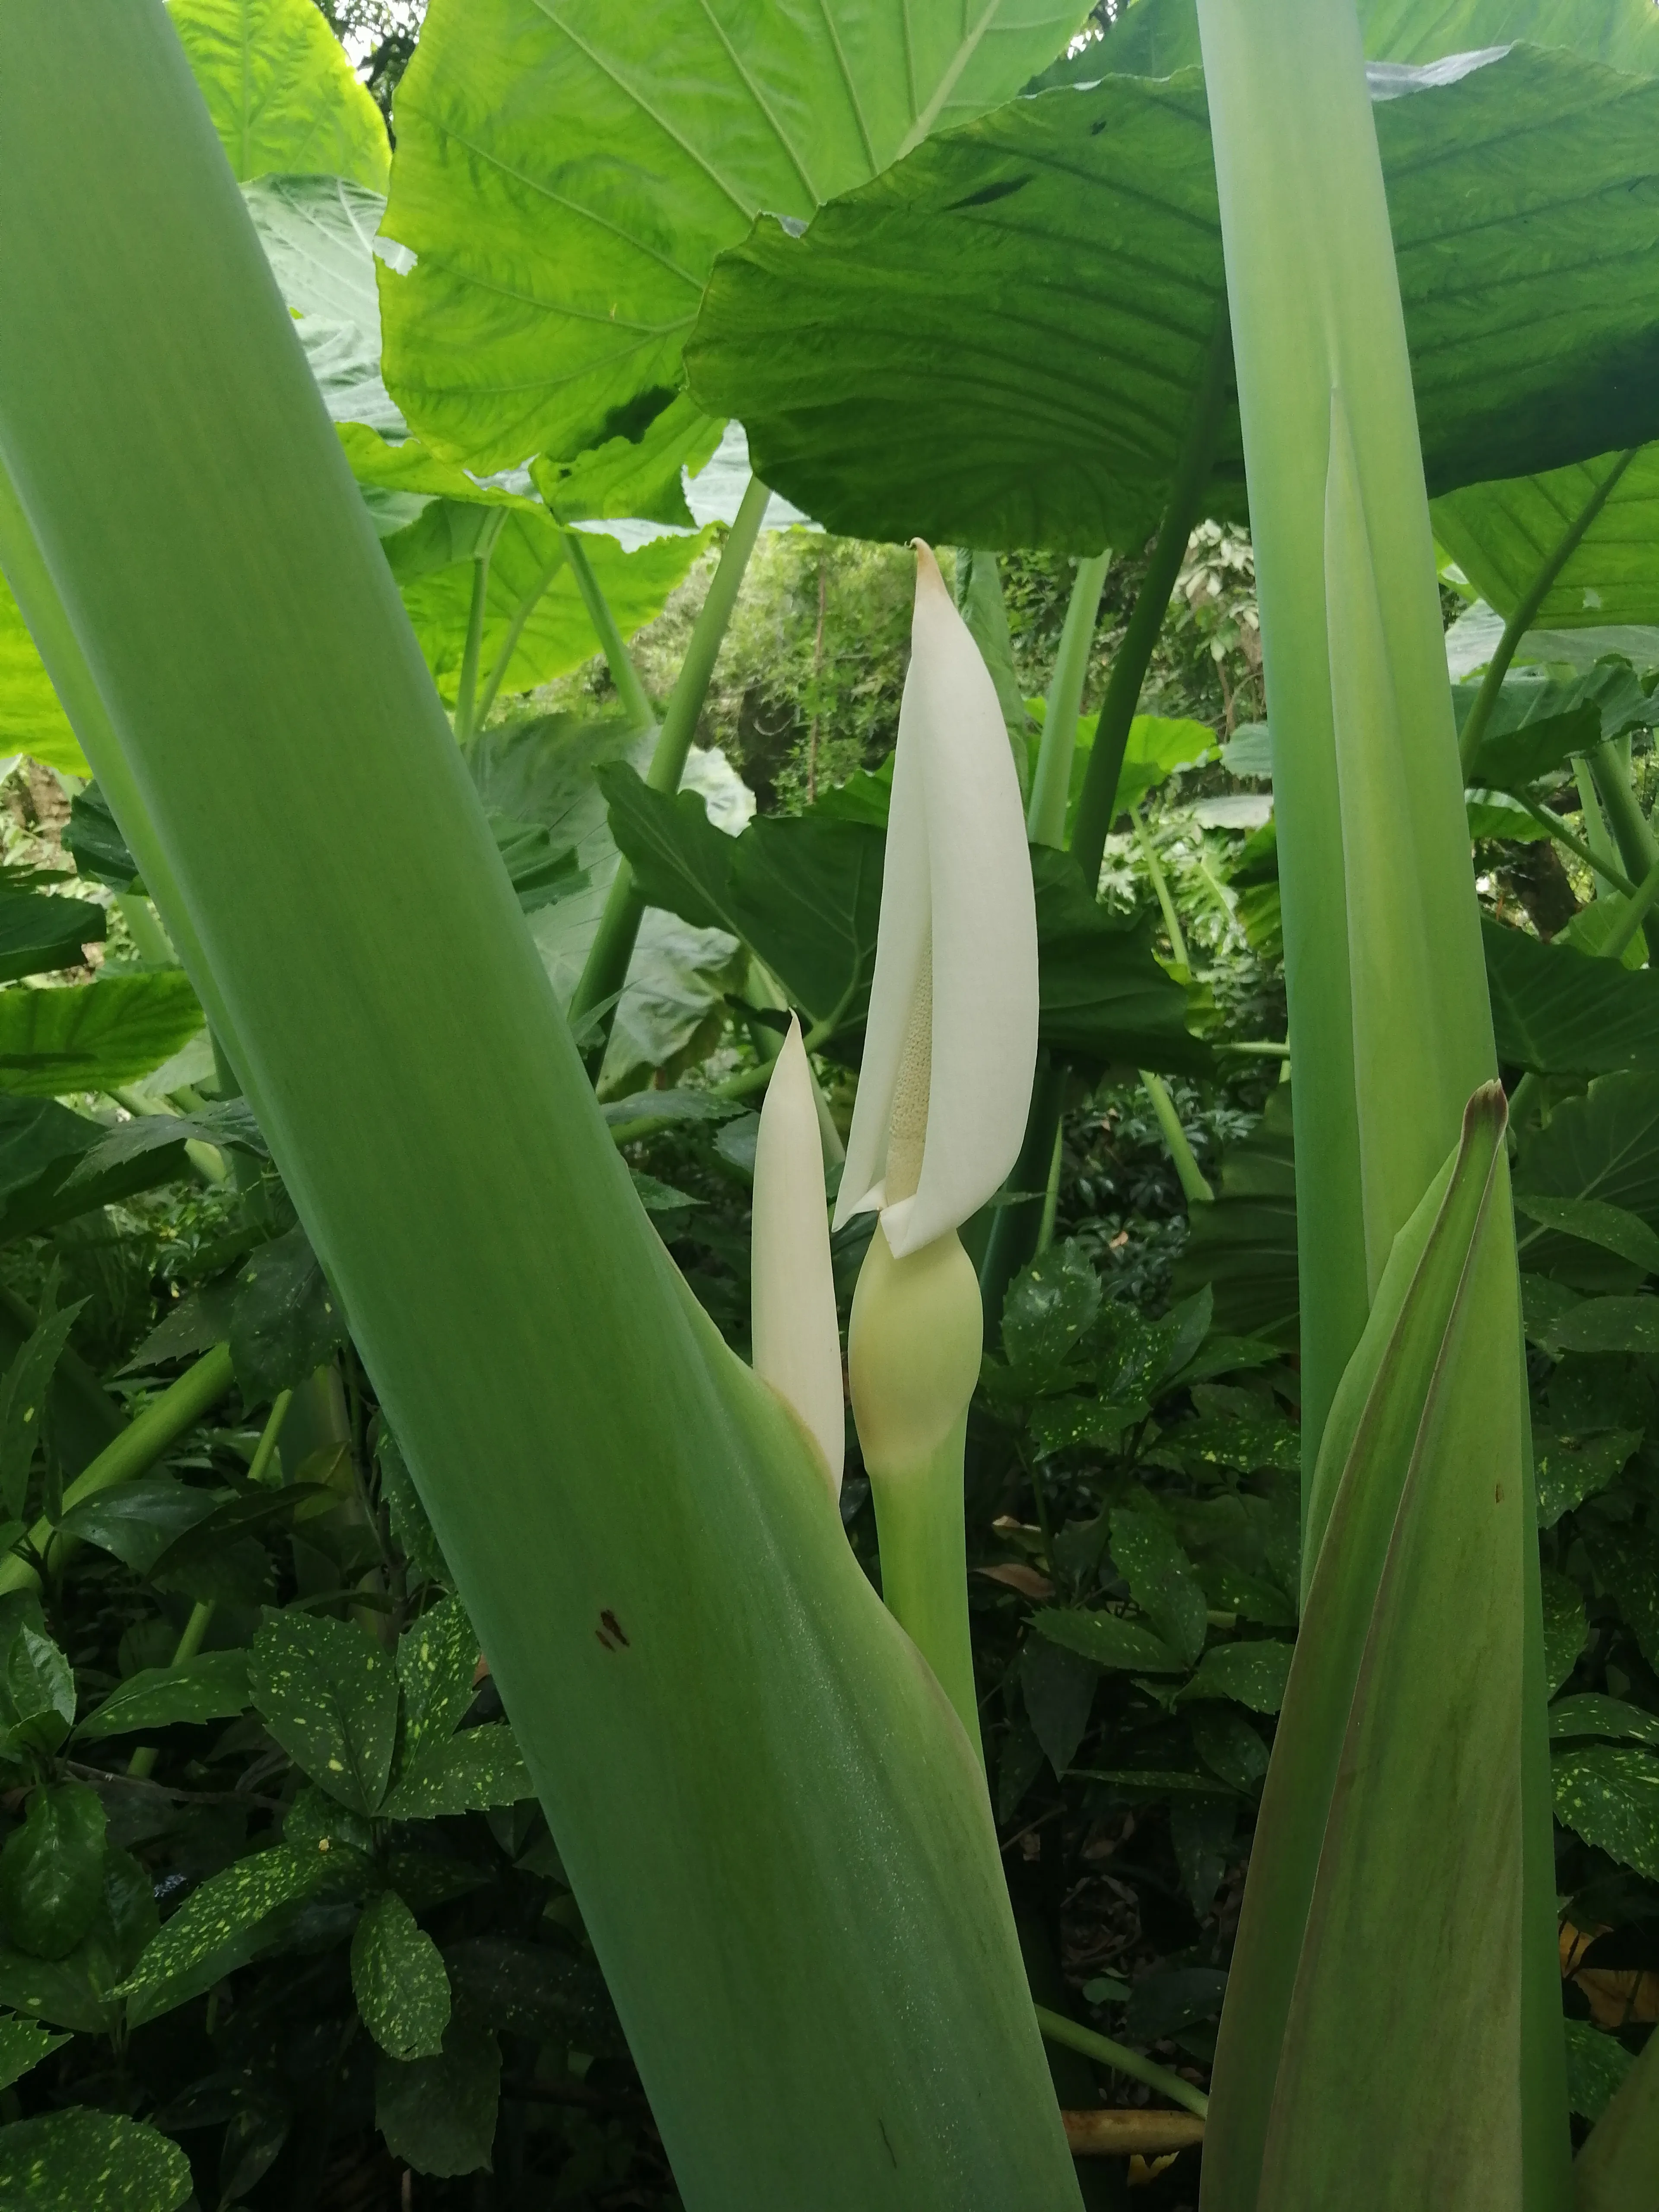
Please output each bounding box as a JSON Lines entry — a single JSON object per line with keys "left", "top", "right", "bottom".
{"left": 351, "top": 1889, "right": 451, "bottom": 2062}
{"left": 1171, "top": 1794, "right": 1235, "bottom": 1916}
{"left": 1539, "top": 1298, "right": 1659, "bottom": 1359}
{"left": 1177, "top": 1640, "right": 1293, "bottom": 1715}
{"left": 54, "top": 1475, "right": 219, "bottom": 1575}
{"left": 1484, "top": 917, "right": 1659, "bottom": 1078}
{"left": 1030, "top": 846, "right": 1212, "bottom": 1077}
{"left": 1001, "top": 1242, "right": 1101, "bottom": 1382}
{"left": 1542, "top": 1566, "right": 1589, "bottom": 1696}
{"left": 74, "top": 1652, "right": 251, "bottom": 1742}
{"left": 1563, "top": 2017, "right": 1634, "bottom": 2126}
{"left": 381, "top": 1725, "right": 532, "bottom": 1821}
{"left": 0, "top": 1293, "right": 84, "bottom": 1519}
{"left": 394, "top": 1595, "right": 479, "bottom": 1780}
{"left": 1554, "top": 1746, "right": 1659, "bottom": 1880}
{"left": 0, "top": 894, "right": 104, "bottom": 986}
{"left": 0, "top": 2012, "right": 66, "bottom": 2091}
{"left": 1190, "top": 1704, "right": 1270, "bottom": 1796}
{"left": 0, "top": 1628, "right": 75, "bottom": 1761}
{"left": 0, "top": 1785, "right": 105, "bottom": 1961}
{"left": 1533, "top": 1430, "right": 1640, "bottom": 1530}
{"left": 1515, "top": 1193, "right": 1659, "bottom": 1277}
{"left": 375, "top": 2018, "right": 501, "bottom": 2179}
{"left": 1019, "top": 1638, "right": 1096, "bottom": 1777}
{"left": 1173, "top": 1087, "right": 1299, "bottom": 1346}
{"left": 442, "top": 1934, "right": 625, "bottom": 2057}
{"left": 0, "top": 973, "right": 202, "bottom": 1097}
{"left": 229, "top": 1224, "right": 346, "bottom": 1401}
{"left": 0, "top": 2107, "right": 191, "bottom": 2212}
{"left": 1109, "top": 1509, "right": 1207, "bottom": 1669}
{"left": 1550, "top": 1694, "right": 1659, "bottom": 1749}
{"left": 249, "top": 1610, "right": 399, "bottom": 1815}
{"left": 1030, "top": 1607, "right": 1184, "bottom": 1675}
{"left": 64, "top": 785, "right": 137, "bottom": 891}
{"left": 532, "top": 397, "right": 725, "bottom": 529}
{"left": 119, "top": 1848, "right": 330, "bottom": 2009}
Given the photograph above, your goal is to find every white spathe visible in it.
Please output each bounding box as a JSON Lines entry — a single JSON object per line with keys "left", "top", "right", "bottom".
{"left": 834, "top": 542, "right": 1039, "bottom": 1258}
{"left": 751, "top": 1014, "right": 845, "bottom": 1494}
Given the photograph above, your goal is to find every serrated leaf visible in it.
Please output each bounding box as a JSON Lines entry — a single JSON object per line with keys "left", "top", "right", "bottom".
{"left": 74, "top": 1651, "right": 251, "bottom": 1742}
{"left": 1109, "top": 1509, "right": 1207, "bottom": 1669}
{"left": 1541, "top": 1567, "right": 1589, "bottom": 1697}
{"left": 1532, "top": 1430, "right": 1640, "bottom": 1530}
{"left": 0, "top": 1783, "right": 105, "bottom": 1961}
{"left": 394, "top": 1595, "right": 478, "bottom": 1782}
{"left": 229, "top": 1224, "right": 346, "bottom": 1402}
{"left": 118, "top": 1846, "right": 327, "bottom": 2006}
{"left": 1554, "top": 1745, "right": 1659, "bottom": 1880}
{"left": 351, "top": 1888, "right": 451, "bottom": 2061}
{"left": 0, "top": 1628, "right": 75, "bottom": 1761}
{"left": 0, "top": 2107, "right": 191, "bottom": 2212}
{"left": 1177, "top": 1640, "right": 1293, "bottom": 1716}
{"left": 54, "top": 1475, "right": 219, "bottom": 1575}
{"left": 1002, "top": 1242, "right": 1101, "bottom": 1381}
{"left": 381, "top": 1725, "right": 532, "bottom": 1821}
{"left": 375, "top": 2018, "right": 501, "bottom": 2180}
{"left": 1549, "top": 1694, "right": 1659, "bottom": 1749}
{"left": 0, "top": 2012, "right": 65, "bottom": 2092}
{"left": 1030, "top": 1606, "right": 1184, "bottom": 1676}
{"left": 250, "top": 1610, "right": 399, "bottom": 1814}
{"left": 1563, "top": 2018, "right": 1633, "bottom": 2126}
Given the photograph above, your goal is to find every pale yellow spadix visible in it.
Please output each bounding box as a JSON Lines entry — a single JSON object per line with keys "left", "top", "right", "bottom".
{"left": 751, "top": 1014, "right": 844, "bottom": 1495}
{"left": 834, "top": 541, "right": 1039, "bottom": 1259}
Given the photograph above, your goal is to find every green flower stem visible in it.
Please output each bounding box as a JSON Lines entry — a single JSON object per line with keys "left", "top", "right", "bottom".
{"left": 977, "top": 1054, "right": 1068, "bottom": 1346}
{"left": 1602, "top": 854, "right": 1659, "bottom": 963}
{"left": 1518, "top": 786, "right": 1635, "bottom": 897}
{"left": 114, "top": 891, "right": 175, "bottom": 964}
{"left": 1028, "top": 552, "right": 1110, "bottom": 847}
{"left": 1069, "top": 312, "right": 1232, "bottom": 890}
{"left": 127, "top": 1596, "right": 215, "bottom": 1780}
{"left": 868, "top": 1412, "right": 981, "bottom": 1761}
{"left": 567, "top": 477, "right": 772, "bottom": 1073}
{"left": 1587, "top": 740, "right": 1659, "bottom": 960}
{"left": 0, "top": 1344, "right": 236, "bottom": 1596}
{"left": 562, "top": 527, "right": 657, "bottom": 734}
{"left": 1141, "top": 1072, "right": 1213, "bottom": 1205}
{"left": 1456, "top": 449, "right": 1638, "bottom": 781}
{"left": 247, "top": 1387, "right": 293, "bottom": 1487}
{"left": 1033, "top": 2008, "right": 1210, "bottom": 2122}
{"left": 1132, "top": 809, "right": 1190, "bottom": 970}
{"left": 451, "top": 507, "right": 507, "bottom": 745}
{"left": 471, "top": 547, "right": 569, "bottom": 733}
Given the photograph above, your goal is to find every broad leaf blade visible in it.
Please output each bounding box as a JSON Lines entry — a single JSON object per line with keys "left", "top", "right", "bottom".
{"left": 378, "top": 0, "right": 1088, "bottom": 467}
{"left": 169, "top": 0, "right": 390, "bottom": 189}
{"left": 0, "top": 973, "right": 202, "bottom": 1097}
{"left": 351, "top": 1888, "right": 452, "bottom": 2061}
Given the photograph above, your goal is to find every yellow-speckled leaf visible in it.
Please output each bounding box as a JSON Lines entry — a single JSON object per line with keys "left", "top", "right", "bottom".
{"left": 351, "top": 1888, "right": 452, "bottom": 2060}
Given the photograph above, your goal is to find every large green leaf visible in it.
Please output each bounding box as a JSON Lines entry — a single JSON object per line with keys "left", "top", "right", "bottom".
{"left": 1173, "top": 1085, "right": 1299, "bottom": 1345}
{"left": 167, "top": 0, "right": 390, "bottom": 189}
{"left": 74, "top": 1652, "right": 252, "bottom": 1742}
{"left": 1435, "top": 444, "right": 1659, "bottom": 632}
{"left": 0, "top": 893, "right": 104, "bottom": 985}
{"left": 392, "top": 507, "right": 714, "bottom": 708}
{"left": 1205, "top": 1093, "right": 1529, "bottom": 2209}
{"left": 0, "top": 973, "right": 203, "bottom": 1097}
{"left": 0, "top": 1784, "right": 106, "bottom": 1961}
{"left": 378, "top": 0, "right": 1087, "bottom": 469}
{"left": 351, "top": 1888, "right": 452, "bottom": 2062}
{"left": 687, "top": 45, "right": 1659, "bottom": 551}
{"left": 1030, "top": 846, "right": 1212, "bottom": 1076}
{"left": 0, "top": 16, "right": 1088, "bottom": 2206}
{"left": 242, "top": 173, "right": 407, "bottom": 436}
{"left": 1513, "top": 1074, "right": 1659, "bottom": 1278}
{"left": 1483, "top": 918, "right": 1659, "bottom": 1079}
{"left": 1093, "top": 0, "right": 1659, "bottom": 76}
{"left": 0, "top": 577, "right": 85, "bottom": 775}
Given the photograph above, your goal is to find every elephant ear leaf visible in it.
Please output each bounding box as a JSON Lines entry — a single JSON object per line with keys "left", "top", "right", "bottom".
{"left": 169, "top": 0, "right": 390, "bottom": 190}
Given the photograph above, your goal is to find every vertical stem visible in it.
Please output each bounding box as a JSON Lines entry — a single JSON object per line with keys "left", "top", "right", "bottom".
{"left": 566, "top": 477, "right": 772, "bottom": 1072}
{"left": 868, "top": 1415, "right": 981, "bottom": 1763}
{"left": 248, "top": 1387, "right": 293, "bottom": 1486}
{"left": 1132, "top": 809, "right": 1190, "bottom": 970}
{"left": 977, "top": 1054, "right": 1066, "bottom": 1345}
{"left": 127, "top": 1596, "right": 215, "bottom": 1779}
{"left": 1028, "top": 551, "right": 1110, "bottom": 848}
{"left": 471, "top": 548, "right": 568, "bottom": 733}
{"left": 114, "top": 891, "right": 174, "bottom": 964}
{"left": 451, "top": 508, "right": 506, "bottom": 745}
{"left": 1069, "top": 312, "right": 1232, "bottom": 890}
{"left": 1141, "top": 1071, "right": 1213, "bottom": 1205}
{"left": 1455, "top": 449, "right": 1638, "bottom": 780}
{"left": 560, "top": 528, "right": 656, "bottom": 733}
{"left": 807, "top": 553, "right": 827, "bottom": 805}
{"left": 1035, "top": 1124, "right": 1064, "bottom": 1253}
{"left": 1573, "top": 759, "right": 1622, "bottom": 898}
{"left": 1587, "top": 738, "right": 1658, "bottom": 960}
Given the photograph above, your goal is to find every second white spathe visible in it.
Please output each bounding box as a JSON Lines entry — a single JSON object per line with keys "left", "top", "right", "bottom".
{"left": 751, "top": 1013, "right": 845, "bottom": 1494}
{"left": 834, "top": 541, "right": 1039, "bottom": 1258}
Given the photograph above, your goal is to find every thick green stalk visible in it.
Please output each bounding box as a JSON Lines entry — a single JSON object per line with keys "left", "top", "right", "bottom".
{"left": 1523, "top": 784, "right": 1634, "bottom": 898}
{"left": 567, "top": 477, "right": 772, "bottom": 1071}
{"left": 1028, "top": 552, "right": 1109, "bottom": 847}
{"left": 1141, "top": 1073, "right": 1212, "bottom": 1205}
{"left": 127, "top": 1596, "right": 215, "bottom": 1780}
{"left": 1194, "top": 0, "right": 1567, "bottom": 2205}
{"left": 0, "top": 21, "right": 1079, "bottom": 2207}
{"left": 977, "top": 1054, "right": 1067, "bottom": 1347}
{"left": 451, "top": 507, "right": 506, "bottom": 744}
{"left": 0, "top": 1344, "right": 236, "bottom": 1597}
{"left": 1069, "top": 315, "right": 1231, "bottom": 890}
{"left": 1456, "top": 450, "right": 1638, "bottom": 782}
{"left": 1034, "top": 2009, "right": 1208, "bottom": 2121}
{"left": 470, "top": 546, "right": 567, "bottom": 733}
{"left": 1587, "top": 740, "right": 1659, "bottom": 960}
{"left": 561, "top": 528, "right": 657, "bottom": 734}
{"left": 247, "top": 1386, "right": 293, "bottom": 1487}
{"left": 1132, "top": 809, "right": 1190, "bottom": 970}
